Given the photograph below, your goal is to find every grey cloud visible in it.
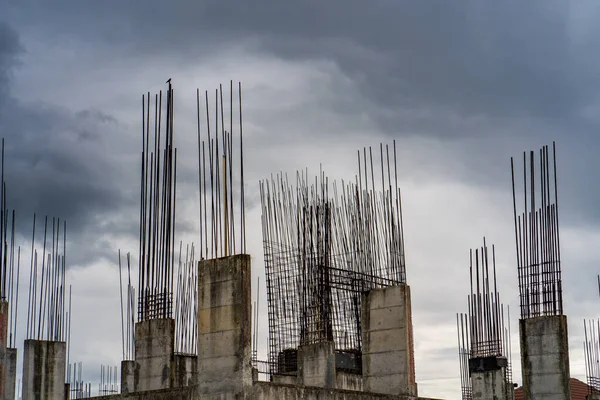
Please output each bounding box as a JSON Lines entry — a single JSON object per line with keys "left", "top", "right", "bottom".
{"left": 5, "top": 1, "right": 595, "bottom": 126}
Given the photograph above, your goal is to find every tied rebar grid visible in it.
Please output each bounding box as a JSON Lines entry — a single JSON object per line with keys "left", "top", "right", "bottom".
{"left": 457, "top": 308, "right": 514, "bottom": 398}
{"left": 467, "top": 239, "right": 505, "bottom": 358}
{"left": 68, "top": 362, "right": 91, "bottom": 399}
{"left": 456, "top": 314, "right": 472, "bottom": 400}
{"left": 174, "top": 242, "right": 198, "bottom": 355}
{"left": 196, "top": 81, "right": 246, "bottom": 260}
{"left": 118, "top": 251, "right": 135, "bottom": 361}
{"left": 260, "top": 142, "right": 406, "bottom": 375}
{"left": 138, "top": 80, "right": 177, "bottom": 321}
{"left": 584, "top": 318, "right": 600, "bottom": 394}
{"left": 511, "top": 142, "right": 563, "bottom": 319}
{"left": 25, "top": 215, "right": 71, "bottom": 342}
{"left": 99, "top": 364, "right": 119, "bottom": 395}
{"left": 457, "top": 239, "right": 514, "bottom": 397}
{"left": 0, "top": 139, "right": 22, "bottom": 349}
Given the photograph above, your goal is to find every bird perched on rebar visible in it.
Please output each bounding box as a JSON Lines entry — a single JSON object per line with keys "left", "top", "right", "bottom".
{"left": 166, "top": 78, "right": 171, "bottom": 84}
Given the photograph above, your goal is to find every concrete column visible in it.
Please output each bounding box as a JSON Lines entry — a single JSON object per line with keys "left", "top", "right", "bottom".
{"left": 134, "top": 318, "right": 175, "bottom": 392}
{"left": 298, "top": 341, "right": 336, "bottom": 389}
{"left": 173, "top": 354, "right": 197, "bottom": 388}
{"left": 121, "top": 360, "right": 135, "bottom": 395}
{"left": 0, "top": 301, "right": 8, "bottom": 399}
{"left": 5, "top": 347, "right": 16, "bottom": 400}
{"left": 197, "top": 255, "right": 252, "bottom": 397}
{"left": 519, "top": 315, "right": 571, "bottom": 400}
{"left": 22, "top": 339, "right": 66, "bottom": 400}
{"left": 469, "top": 357, "right": 509, "bottom": 400}
{"left": 361, "top": 283, "right": 417, "bottom": 397}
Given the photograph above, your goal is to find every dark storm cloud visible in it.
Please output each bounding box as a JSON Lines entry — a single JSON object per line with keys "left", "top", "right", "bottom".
{"left": 5, "top": 1, "right": 597, "bottom": 127}
{"left": 0, "top": 22, "right": 137, "bottom": 265}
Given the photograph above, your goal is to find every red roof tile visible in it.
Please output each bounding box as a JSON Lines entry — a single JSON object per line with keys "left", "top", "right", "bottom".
{"left": 514, "top": 378, "right": 591, "bottom": 400}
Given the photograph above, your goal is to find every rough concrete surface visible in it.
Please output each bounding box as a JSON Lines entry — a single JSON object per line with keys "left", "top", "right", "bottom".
{"left": 122, "top": 360, "right": 135, "bottom": 395}
{"left": 135, "top": 318, "right": 176, "bottom": 392}
{"left": 471, "top": 368, "right": 507, "bottom": 400}
{"left": 361, "top": 284, "right": 417, "bottom": 397}
{"left": 174, "top": 354, "right": 197, "bottom": 388}
{"left": 519, "top": 315, "right": 570, "bottom": 400}
{"left": 0, "top": 301, "right": 8, "bottom": 399}
{"left": 298, "top": 341, "right": 336, "bottom": 389}
{"left": 22, "top": 339, "right": 66, "bottom": 400}
{"left": 197, "top": 255, "right": 252, "bottom": 398}
{"left": 6, "top": 347, "right": 17, "bottom": 400}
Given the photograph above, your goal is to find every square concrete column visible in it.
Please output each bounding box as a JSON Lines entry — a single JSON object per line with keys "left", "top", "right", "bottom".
{"left": 0, "top": 301, "right": 8, "bottom": 399}
{"left": 198, "top": 255, "right": 252, "bottom": 397}
{"left": 134, "top": 318, "right": 175, "bottom": 392}
{"left": 519, "top": 315, "right": 570, "bottom": 400}
{"left": 173, "top": 354, "right": 197, "bottom": 387}
{"left": 361, "top": 283, "right": 417, "bottom": 397}
{"left": 469, "top": 356, "right": 509, "bottom": 400}
{"left": 22, "top": 340, "right": 66, "bottom": 400}
{"left": 6, "top": 347, "right": 16, "bottom": 400}
{"left": 121, "top": 360, "right": 135, "bottom": 395}
{"left": 298, "top": 341, "right": 336, "bottom": 389}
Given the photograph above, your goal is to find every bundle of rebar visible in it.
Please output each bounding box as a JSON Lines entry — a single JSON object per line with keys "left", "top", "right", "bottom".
{"left": 467, "top": 239, "right": 506, "bottom": 358}
{"left": 456, "top": 313, "right": 473, "bottom": 400}
{"left": 118, "top": 250, "right": 135, "bottom": 360}
{"left": 511, "top": 142, "right": 563, "bottom": 319}
{"left": 68, "top": 362, "right": 91, "bottom": 399}
{"left": 174, "top": 242, "right": 197, "bottom": 355}
{"left": 0, "top": 139, "right": 21, "bottom": 348}
{"left": 138, "top": 81, "right": 177, "bottom": 321}
{"left": 99, "top": 364, "right": 119, "bottom": 395}
{"left": 457, "top": 239, "right": 513, "bottom": 397}
{"left": 196, "top": 81, "right": 246, "bottom": 260}
{"left": 260, "top": 142, "right": 406, "bottom": 374}
{"left": 25, "top": 214, "right": 70, "bottom": 341}
{"left": 584, "top": 317, "right": 600, "bottom": 394}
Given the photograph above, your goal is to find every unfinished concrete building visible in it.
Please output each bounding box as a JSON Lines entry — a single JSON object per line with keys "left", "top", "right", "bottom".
{"left": 456, "top": 239, "right": 514, "bottom": 400}
{"left": 510, "top": 143, "right": 571, "bottom": 400}
{"left": 83, "top": 84, "right": 441, "bottom": 399}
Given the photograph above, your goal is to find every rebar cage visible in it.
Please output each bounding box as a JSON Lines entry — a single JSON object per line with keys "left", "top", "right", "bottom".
{"left": 262, "top": 144, "right": 406, "bottom": 377}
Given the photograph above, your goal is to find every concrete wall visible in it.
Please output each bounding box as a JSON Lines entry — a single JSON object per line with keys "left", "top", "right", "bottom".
{"left": 88, "top": 386, "right": 195, "bottom": 400}
{"left": 361, "top": 284, "right": 417, "bottom": 397}
{"left": 174, "top": 354, "right": 197, "bottom": 388}
{"left": 135, "top": 318, "right": 175, "bottom": 392}
{"left": 251, "top": 381, "right": 440, "bottom": 400}
{"left": 298, "top": 341, "right": 336, "bottom": 389}
{"left": 519, "top": 315, "right": 571, "bottom": 400}
{"left": 122, "top": 360, "right": 135, "bottom": 395}
{"left": 336, "top": 372, "right": 363, "bottom": 392}
{"left": 22, "top": 339, "right": 66, "bottom": 400}
{"left": 471, "top": 369, "right": 507, "bottom": 400}
{"left": 86, "top": 381, "right": 446, "bottom": 400}
{"left": 6, "top": 347, "right": 16, "bottom": 400}
{"left": 197, "top": 254, "right": 252, "bottom": 398}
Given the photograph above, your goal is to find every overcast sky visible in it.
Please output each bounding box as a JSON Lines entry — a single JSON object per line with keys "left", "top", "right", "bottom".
{"left": 2, "top": 1, "right": 600, "bottom": 398}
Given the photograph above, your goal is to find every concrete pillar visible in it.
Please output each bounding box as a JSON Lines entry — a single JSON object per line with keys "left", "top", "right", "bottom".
{"left": 173, "top": 354, "right": 197, "bottom": 388}
{"left": 469, "top": 357, "right": 509, "bottom": 400}
{"left": 197, "top": 255, "right": 252, "bottom": 397}
{"left": 22, "top": 339, "right": 66, "bottom": 400}
{"left": 298, "top": 341, "right": 336, "bottom": 389}
{"left": 6, "top": 347, "right": 16, "bottom": 400}
{"left": 0, "top": 301, "right": 8, "bottom": 399}
{"left": 134, "top": 318, "right": 175, "bottom": 392}
{"left": 519, "top": 315, "right": 571, "bottom": 400}
{"left": 121, "top": 360, "right": 135, "bottom": 395}
{"left": 361, "top": 283, "right": 417, "bottom": 397}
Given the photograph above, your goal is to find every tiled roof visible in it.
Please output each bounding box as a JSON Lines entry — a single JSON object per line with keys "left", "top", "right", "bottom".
{"left": 514, "top": 378, "right": 591, "bottom": 400}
